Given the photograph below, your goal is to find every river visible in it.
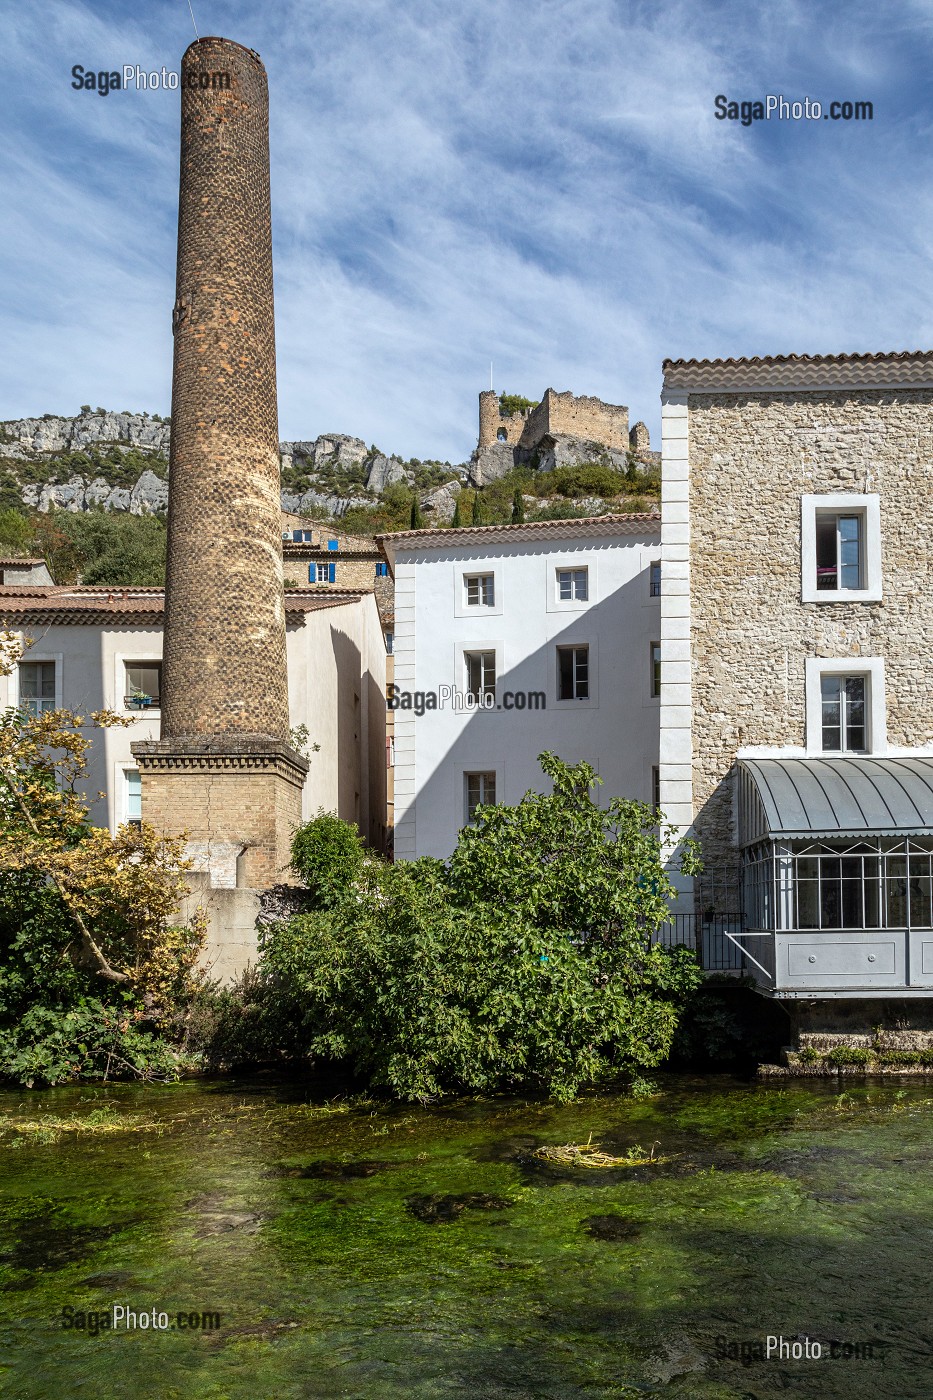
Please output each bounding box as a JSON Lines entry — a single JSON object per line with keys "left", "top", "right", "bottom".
{"left": 1, "top": 1073, "right": 930, "bottom": 1398}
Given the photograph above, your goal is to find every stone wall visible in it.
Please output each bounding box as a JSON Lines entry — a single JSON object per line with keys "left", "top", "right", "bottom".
{"left": 520, "top": 390, "right": 628, "bottom": 452}
{"left": 687, "top": 386, "right": 933, "bottom": 906}
{"left": 477, "top": 388, "right": 629, "bottom": 453}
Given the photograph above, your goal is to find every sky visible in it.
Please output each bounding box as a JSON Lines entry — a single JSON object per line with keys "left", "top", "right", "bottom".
{"left": 2, "top": 0, "right": 933, "bottom": 463}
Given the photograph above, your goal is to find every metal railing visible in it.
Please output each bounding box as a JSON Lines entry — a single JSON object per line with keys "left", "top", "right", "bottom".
{"left": 654, "top": 913, "right": 746, "bottom": 972}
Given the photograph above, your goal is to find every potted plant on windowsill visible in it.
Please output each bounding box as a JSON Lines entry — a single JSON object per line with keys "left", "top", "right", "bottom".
{"left": 125, "top": 689, "right": 153, "bottom": 710}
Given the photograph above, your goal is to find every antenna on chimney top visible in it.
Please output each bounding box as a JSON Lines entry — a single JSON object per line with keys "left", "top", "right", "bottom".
{"left": 490, "top": 362, "right": 493, "bottom": 391}
{"left": 185, "top": 0, "right": 200, "bottom": 38}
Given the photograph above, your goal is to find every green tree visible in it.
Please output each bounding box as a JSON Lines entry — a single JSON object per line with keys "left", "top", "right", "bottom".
{"left": 471, "top": 493, "right": 486, "bottom": 526}
{"left": 289, "top": 810, "right": 365, "bottom": 909}
{"left": 410, "top": 498, "right": 424, "bottom": 530}
{"left": 49, "top": 510, "right": 167, "bottom": 586}
{"left": 0, "top": 509, "right": 35, "bottom": 556}
{"left": 511, "top": 488, "right": 525, "bottom": 524}
{"left": 259, "top": 754, "right": 702, "bottom": 1101}
{"left": 451, "top": 498, "right": 462, "bottom": 527}
{"left": 498, "top": 394, "right": 538, "bottom": 417}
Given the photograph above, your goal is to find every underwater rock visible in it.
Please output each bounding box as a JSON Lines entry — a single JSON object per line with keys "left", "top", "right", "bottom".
{"left": 405, "top": 1192, "right": 514, "bottom": 1224}
{"left": 582, "top": 1214, "right": 641, "bottom": 1242}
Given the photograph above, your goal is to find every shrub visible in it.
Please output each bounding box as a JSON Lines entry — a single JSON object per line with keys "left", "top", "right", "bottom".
{"left": 259, "top": 754, "right": 702, "bottom": 1101}
{"left": 289, "top": 810, "right": 366, "bottom": 908}
{"left": 825, "top": 1045, "right": 873, "bottom": 1067}
{"left": 498, "top": 394, "right": 537, "bottom": 417}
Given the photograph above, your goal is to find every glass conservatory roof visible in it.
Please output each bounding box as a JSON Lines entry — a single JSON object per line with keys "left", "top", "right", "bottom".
{"left": 737, "top": 757, "right": 933, "bottom": 846}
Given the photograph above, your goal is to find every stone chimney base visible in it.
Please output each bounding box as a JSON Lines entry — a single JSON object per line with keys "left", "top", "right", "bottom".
{"left": 131, "top": 736, "right": 309, "bottom": 890}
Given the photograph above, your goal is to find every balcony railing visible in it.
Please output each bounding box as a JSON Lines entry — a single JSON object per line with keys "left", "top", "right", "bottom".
{"left": 653, "top": 913, "right": 746, "bottom": 972}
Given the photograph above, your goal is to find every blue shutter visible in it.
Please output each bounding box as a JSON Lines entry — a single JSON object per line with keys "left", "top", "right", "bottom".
{"left": 328, "top": 562, "right": 336, "bottom": 583}
{"left": 327, "top": 538, "right": 338, "bottom": 551}
{"left": 293, "top": 530, "right": 302, "bottom": 542}
{"left": 308, "top": 564, "right": 315, "bottom": 583}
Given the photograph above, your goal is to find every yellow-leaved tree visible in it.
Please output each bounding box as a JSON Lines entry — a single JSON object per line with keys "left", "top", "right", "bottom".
{"left": 0, "top": 630, "right": 206, "bottom": 1086}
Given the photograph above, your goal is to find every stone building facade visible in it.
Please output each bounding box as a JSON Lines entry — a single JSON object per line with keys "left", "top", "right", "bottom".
{"left": 659, "top": 350, "right": 933, "bottom": 1007}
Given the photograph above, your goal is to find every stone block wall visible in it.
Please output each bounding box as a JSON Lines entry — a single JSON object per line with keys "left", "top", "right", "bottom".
{"left": 686, "top": 386, "right": 933, "bottom": 904}
{"left": 520, "top": 390, "right": 629, "bottom": 453}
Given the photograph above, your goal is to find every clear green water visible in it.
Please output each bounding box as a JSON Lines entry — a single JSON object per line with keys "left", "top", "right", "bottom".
{"left": 0, "top": 1073, "right": 930, "bottom": 1399}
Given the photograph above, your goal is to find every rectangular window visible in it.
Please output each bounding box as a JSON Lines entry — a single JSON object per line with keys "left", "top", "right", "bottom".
{"left": 465, "top": 650, "right": 496, "bottom": 700}
{"left": 375, "top": 562, "right": 389, "bottom": 577}
{"left": 18, "top": 661, "right": 56, "bottom": 715}
{"left": 126, "top": 769, "right": 142, "bottom": 823}
{"left": 556, "top": 567, "right": 588, "bottom": 602}
{"left": 124, "top": 662, "right": 162, "bottom": 707}
{"left": 821, "top": 674, "right": 867, "bottom": 752}
{"left": 649, "top": 561, "right": 661, "bottom": 597}
{"left": 384, "top": 631, "right": 394, "bottom": 655}
{"left": 557, "top": 644, "right": 589, "bottom": 700}
{"left": 465, "top": 574, "right": 495, "bottom": 607}
{"left": 312, "top": 562, "right": 335, "bottom": 583}
{"left": 652, "top": 764, "right": 660, "bottom": 809}
{"left": 651, "top": 642, "right": 661, "bottom": 698}
{"left": 465, "top": 771, "right": 496, "bottom": 821}
{"left": 816, "top": 512, "right": 863, "bottom": 591}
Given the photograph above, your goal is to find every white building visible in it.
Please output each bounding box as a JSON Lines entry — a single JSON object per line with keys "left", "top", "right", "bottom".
{"left": 0, "top": 584, "right": 389, "bottom": 855}
{"left": 378, "top": 514, "right": 662, "bottom": 861}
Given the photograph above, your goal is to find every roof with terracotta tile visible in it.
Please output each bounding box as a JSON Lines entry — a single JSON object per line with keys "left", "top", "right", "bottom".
{"left": 0, "top": 585, "right": 369, "bottom": 626}
{"left": 377, "top": 512, "right": 660, "bottom": 559}
{"left": 662, "top": 350, "right": 933, "bottom": 392}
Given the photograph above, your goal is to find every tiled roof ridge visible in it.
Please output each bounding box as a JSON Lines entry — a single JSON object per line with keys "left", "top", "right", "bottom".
{"left": 378, "top": 511, "right": 660, "bottom": 547}
{"left": 663, "top": 349, "right": 933, "bottom": 370}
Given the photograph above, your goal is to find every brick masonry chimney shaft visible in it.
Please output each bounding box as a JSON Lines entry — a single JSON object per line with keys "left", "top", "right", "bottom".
{"left": 161, "top": 36, "right": 288, "bottom": 741}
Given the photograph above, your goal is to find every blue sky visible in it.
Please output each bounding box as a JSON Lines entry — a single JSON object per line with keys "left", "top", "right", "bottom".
{"left": 2, "top": 0, "right": 933, "bottom": 462}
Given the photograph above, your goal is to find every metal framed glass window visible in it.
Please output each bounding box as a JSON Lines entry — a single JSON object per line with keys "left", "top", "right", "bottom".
{"left": 820, "top": 674, "right": 867, "bottom": 752}
{"left": 465, "top": 574, "right": 495, "bottom": 607}
{"left": 557, "top": 645, "right": 588, "bottom": 700}
{"left": 125, "top": 662, "right": 162, "bottom": 706}
{"left": 742, "top": 837, "right": 933, "bottom": 932}
{"left": 649, "top": 561, "right": 661, "bottom": 597}
{"left": 464, "top": 650, "right": 496, "bottom": 701}
{"left": 18, "top": 661, "right": 56, "bottom": 715}
{"left": 650, "top": 642, "right": 662, "bottom": 698}
{"left": 815, "top": 512, "right": 863, "bottom": 591}
{"left": 465, "top": 771, "right": 496, "bottom": 821}
{"left": 556, "top": 568, "right": 588, "bottom": 601}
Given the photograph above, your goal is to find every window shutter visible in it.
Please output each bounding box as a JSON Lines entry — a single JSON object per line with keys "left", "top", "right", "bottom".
{"left": 328, "top": 562, "right": 336, "bottom": 583}
{"left": 308, "top": 564, "right": 315, "bottom": 583}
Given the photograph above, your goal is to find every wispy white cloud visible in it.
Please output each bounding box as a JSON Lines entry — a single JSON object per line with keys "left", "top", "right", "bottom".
{"left": 1, "top": 0, "right": 931, "bottom": 461}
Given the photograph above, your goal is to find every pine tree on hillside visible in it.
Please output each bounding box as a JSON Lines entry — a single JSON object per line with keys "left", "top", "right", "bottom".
{"left": 511, "top": 488, "right": 525, "bottom": 524}
{"left": 471, "top": 493, "right": 485, "bottom": 526}
{"left": 451, "top": 498, "right": 462, "bottom": 527}
{"left": 410, "top": 498, "right": 424, "bottom": 529}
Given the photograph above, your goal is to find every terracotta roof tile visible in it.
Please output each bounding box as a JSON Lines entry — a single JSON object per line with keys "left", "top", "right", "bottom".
{"left": 377, "top": 512, "right": 660, "bottom": 557}
{"left": 0, "top": 585, "right": 368, "bottom": 625}
{"left": 663, "top": 349, "right": 933, "bottom": 391}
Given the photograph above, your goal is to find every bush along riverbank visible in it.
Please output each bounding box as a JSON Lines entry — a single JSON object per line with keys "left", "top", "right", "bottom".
{"left": 194, "top": 754, "right": 705, "bottom": 1102}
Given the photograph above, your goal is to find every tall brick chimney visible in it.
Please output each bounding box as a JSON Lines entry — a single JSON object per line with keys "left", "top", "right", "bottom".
{"left": 133, "top": 37, "right": 307, "bottom": 889}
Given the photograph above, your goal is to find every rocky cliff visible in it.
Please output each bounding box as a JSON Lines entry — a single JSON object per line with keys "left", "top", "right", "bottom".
{"left": 0, "top": 410, "right": 465, "bottom": 520}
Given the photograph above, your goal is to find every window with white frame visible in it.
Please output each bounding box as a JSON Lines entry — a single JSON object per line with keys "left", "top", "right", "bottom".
{"left": 557, "top": 644, "right": 589, "bottom": 700}
{"left": 125, "top": 769, "right": 142, "bottom": 824}
{"left": 465, "top": 573, "right": 495, "bottom": 607}
{"left": 124, "top": 661, "right": 162, "bottom": 708}
{"left": 18, "top": 661, "right": 56, "bottom": 715}
{"left": 556, "top": 567, "right": 588, "bottom": 602}
{"left": 801, "top": 494, "right": 881, "bottom": 602}
{"left": 465, "top": 650, "right": 496, "bottom": 701}
{"left": 465, "top": 771, "right": 496, "bottom": 821}
{"left": 820, "top": 675, "right": 867, "bottom": 753}
{"left": 649, "top": 560, "right": 661, "bottom": 597}
{"left": 805, "top": 657, "right": 886, "bottom": 755}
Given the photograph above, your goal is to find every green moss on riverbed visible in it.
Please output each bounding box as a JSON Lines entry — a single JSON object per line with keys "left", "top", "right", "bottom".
{"left": 0, "top": 1076, "right": 929, "bottom": 1398}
